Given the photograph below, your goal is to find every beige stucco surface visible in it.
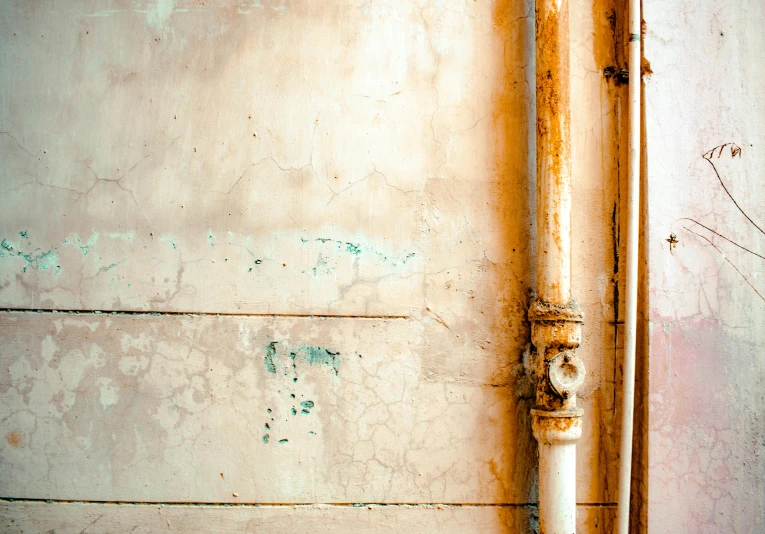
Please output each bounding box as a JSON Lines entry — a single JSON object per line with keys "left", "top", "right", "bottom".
{"left": 645, "top": 0, "right": 765, "bottom": 532}
{"left": 0, "top": 0, "right": 626, "bottom": 530}
{"left": 0, "top": 502, "right": 617, "bottom": 533}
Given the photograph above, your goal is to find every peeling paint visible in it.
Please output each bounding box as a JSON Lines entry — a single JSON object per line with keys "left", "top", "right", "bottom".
{"left": 0, "top": 238, "right": 59, "bottom": 272}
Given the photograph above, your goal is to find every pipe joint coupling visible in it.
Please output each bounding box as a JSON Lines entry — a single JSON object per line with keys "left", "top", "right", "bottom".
{"left": 531, "top": 408, "right": 583, "bottom": 445}
{"left": 528, "top": 299, "right": 584, "bottom": 353}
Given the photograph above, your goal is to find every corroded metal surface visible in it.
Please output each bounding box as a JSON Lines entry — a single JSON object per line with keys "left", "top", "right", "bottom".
{"left": 536, "top": 0, "right": 573, "bottom": 305}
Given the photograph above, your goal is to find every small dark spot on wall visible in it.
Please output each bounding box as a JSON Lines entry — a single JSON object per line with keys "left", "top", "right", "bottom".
{"left": 6, "top": 430, "right": 23, "bottom": 448}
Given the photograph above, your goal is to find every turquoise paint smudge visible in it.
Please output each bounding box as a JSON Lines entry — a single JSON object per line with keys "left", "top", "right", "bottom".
{"left": 300, "top": 400, "right": 314, "bottom": 409}
{"left": 346, "top": 242, "right": 362, "bottom": 255}
{"left": 309, "top": 236, "right": 415, "bottom": 266}
{"left": 263, "top": 343, "right": 340, "bottom": 376}
{"left": 1, "top": 238, "right": 60, "bottom": 271}
{"left": 311, "top": 254, "right": 331, "bottom": 276}
{"left": 278, "top": 439, "right": 288, "bottom": 444}
{"left": 299, "top": 345, "right": 341, "bottom": 375}
{"left": 264, "top": 342, "right": 278, "bottom": 374}
{"left": 262, "top": 434, "right": 269, "bottom": 444}
{"left": 159, "top": 235, "right": 178, "bottom": 249}
{"left": 19, "top": 231, "right": 28, "bottom": 238}
{"left": 207, "top": 231, "right": 215, "bottom": 246}
{"left": 291, "top": 407, "right": 297, "bottom": 416}
{"left": 107, "top": 232, "right": 134, "bottom": 241}
{"left": 145, "top": 0, "right": 175, "bottom": 29}
{"left": 63, "top": 232, "right": 100, "bottom": 257}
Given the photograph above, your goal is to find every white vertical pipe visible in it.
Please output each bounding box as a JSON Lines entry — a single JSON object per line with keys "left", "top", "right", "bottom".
{"left": 539, "top": 442, "right": 577, "bottom": 533}
{"left": 617, "top": 0, "right": 642, "bottom": 531}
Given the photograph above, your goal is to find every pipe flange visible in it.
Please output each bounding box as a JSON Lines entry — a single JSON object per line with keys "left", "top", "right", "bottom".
{"left": 548, "top": 351, "right": 586, "bottom": 399}
{"left": 531, "top": 408, "right": 583, "bottom": 444}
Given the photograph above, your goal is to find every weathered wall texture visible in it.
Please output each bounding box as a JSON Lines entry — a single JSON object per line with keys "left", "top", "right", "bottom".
{"left": 1, "top": 0, "right": 625, "bottom": 531}
{"left": 644, "top": 0, "right": 765, "bottom": 532}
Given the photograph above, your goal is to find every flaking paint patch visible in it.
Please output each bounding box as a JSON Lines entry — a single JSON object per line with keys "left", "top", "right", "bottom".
{"left": 145, "top": 0, "right": 175, "bottom": 29}
{"left": 0, "top": 238, "right": 59, "bottom": 272}
{"left": 40, "top": 335, "right": 57, "bottom": 363}
{"left": 298, "top": 345, "right": 341, "bottom": 374}
{"left": 63, "top": 233, "right": 99, "bottom": 257}
{"left": 264, "top": 342, "right": 278, "bottom": 374}
{"left": 97, "top": 378, "right": 120, "bottom": 409}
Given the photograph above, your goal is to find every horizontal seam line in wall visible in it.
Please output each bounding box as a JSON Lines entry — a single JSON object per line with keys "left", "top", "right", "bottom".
{"left": 0, "top": 308, "right": 410, "bottom": 320}
{"left": 0, "top": 498, "right": 617, "bottom": 508}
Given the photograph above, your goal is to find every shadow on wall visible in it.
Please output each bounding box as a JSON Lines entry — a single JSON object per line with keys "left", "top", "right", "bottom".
{"left": 489, "top": 0, "right": 537, "bottom": 517}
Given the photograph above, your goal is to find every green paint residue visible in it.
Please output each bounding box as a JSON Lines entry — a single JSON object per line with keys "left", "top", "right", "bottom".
{"left": 145, "top": 0, "right": 175, "bottom": 29}
{"left": 346, "top": 242, "right": 362, "bottom": 255}
{"left": 298, "top": 346, "right": 341, "bottom": 376}
{"left": 264, "top": 342, "right": 278, "bottom": 374}
{"left": 0, "top": 238, "right": 60, "bottom": 272}
{"left": 63, "top": 232, "right": 99, "bottom": 257}
{"left": 207, "top": 231, "right": 215, "bottom": 247}
{"left": 19, "top": 231, "right": 28, "bottom": 238}
{"left": 311, "top": 254, "right": 331, "bottom": 277}
{"left": 300, "top": 400, "right": 314, "bottom": 409}
{"left": 107, "top": 232, "right": 134, "bottom": 241}
{"left": 263, "top": 343, "right": 340, "bottom": 376}
{"left": 262, "top": 434, "right": 269, "bottom": 444}
{"left": 159, "top": 235, "right": 179, "bottom": 249}
{"left": 309, "top": 236, "right": 415, "bottom": 266}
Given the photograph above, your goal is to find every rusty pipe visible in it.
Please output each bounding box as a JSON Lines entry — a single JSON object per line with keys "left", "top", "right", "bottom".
{"left": 536, "top": 0, "right": 572, "bottom": 306}
{"left": 529, "top": 1, "right": 585, "bottom": 533}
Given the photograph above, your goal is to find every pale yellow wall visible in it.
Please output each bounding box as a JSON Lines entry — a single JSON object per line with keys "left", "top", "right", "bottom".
{"left": 0, "top": 0, "right": 626, "bottom": 531}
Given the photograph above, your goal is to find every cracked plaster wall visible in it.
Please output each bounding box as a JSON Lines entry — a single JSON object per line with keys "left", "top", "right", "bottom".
{"left": 1, "top": 0, "right": 626, "bottom": 531}
{"left": 644, "top": 1, "right": 765, "bottom": 532}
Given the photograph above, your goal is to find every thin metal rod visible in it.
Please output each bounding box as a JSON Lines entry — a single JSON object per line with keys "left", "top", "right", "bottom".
{"left": 617, "top": 0, "right": 642, "bottom": 530}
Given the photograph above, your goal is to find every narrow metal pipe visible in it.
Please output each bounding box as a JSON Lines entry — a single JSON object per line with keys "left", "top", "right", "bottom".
{"left": 539, "top": 442, "right": 577, "bottom": 529}
{"left": 617, "top": 0, "right": 642, "bottom": 531}
{"left": 530, "top": 0, "right": 585, "bottom": 532}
